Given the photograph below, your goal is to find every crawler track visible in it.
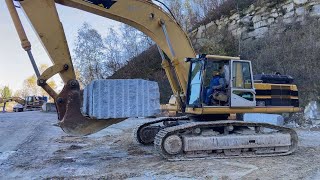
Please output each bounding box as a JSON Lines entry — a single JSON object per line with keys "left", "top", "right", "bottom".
{"left": 154, "top": 121, "right": 298, "bottom": 161}
{"left": 134, "top": 116, "right": 189, "bottom": 145}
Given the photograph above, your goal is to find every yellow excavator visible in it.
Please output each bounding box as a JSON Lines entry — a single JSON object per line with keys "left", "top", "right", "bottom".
{"left": 6, "top": 0, "right": 300, "bottom": 160}
{"left": 0, "top": 96, "right": 47, "bottom": 112}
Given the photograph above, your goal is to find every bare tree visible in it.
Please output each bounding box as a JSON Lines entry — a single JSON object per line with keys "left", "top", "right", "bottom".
{"left": 119, "top": 25, "right": 153, "bottom": 60}
{"left": 167, "top": 0, "right": 186, "bottom": 28}
{"left": 192, "top": 0, "right": 220, "bottom": 19}
{"left": 73, "top": 22, "right": 155, "bottom": 84}
{"left": 14, "top": 64, "right": 57, "bottom": 98}
{"left": 73, "top": 23, "right": 107, "bottom": 86}
{"left": 166, "top": 0, "right": 199, "bottom": 31}
{"left": 104, "top": 28, "right": 124, "bottom": 75}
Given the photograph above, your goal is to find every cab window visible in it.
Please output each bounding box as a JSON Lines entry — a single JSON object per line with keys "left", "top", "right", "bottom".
{"left": 188, "top": 61, "right": 203, "bottom": 105}
{"left": 232, "top": 61, "right": 252, "bottom": 89}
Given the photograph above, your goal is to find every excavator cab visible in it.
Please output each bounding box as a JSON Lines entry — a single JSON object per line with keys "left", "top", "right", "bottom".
{"left": 186, "top": 55, "right": 256, "bottom": 108}
{"left": 25, "top": 96, "right": 47, "bottom": 111}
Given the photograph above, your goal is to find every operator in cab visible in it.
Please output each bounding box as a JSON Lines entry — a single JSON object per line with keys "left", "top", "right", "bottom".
{"left": 204, "top": 69, "right": 226, "bottom": 105}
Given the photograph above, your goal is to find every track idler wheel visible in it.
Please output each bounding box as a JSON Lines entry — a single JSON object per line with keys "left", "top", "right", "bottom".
{"left": 135, "top": 126, "right": 161, "bottom": 145}
{"left": 163, "top": 135, "right": 183, "bottom": 155}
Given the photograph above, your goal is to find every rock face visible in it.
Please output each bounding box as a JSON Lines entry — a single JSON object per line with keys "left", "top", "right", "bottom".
{"left": 83, "top": 79, "right": 160, "bottom": 119}
{"left": 191, "top": 0, "right": 320, "bottom": 44}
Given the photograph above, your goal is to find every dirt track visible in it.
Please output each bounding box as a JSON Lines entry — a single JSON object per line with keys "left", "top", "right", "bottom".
{"left": 0, "top": 111, "right": 320, "bottom": 179}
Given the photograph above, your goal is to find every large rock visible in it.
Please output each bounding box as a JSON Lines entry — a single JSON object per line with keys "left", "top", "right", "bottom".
{"left": 310, "top": 4, "right": 320, "bottom": 17}
{"left": 83, "top": 79, "right": 160, "bottom": 119}
{"left": 252, "top": 27, "right": 269, "bottom": 38}
{"left": 295, "top": 7, "right": 306, "bottom": 16}
{"left": 304, "top": 101, "right": 320, "bottom": 120}
{"left": 270, "top": 12, "right": 279, "bottom": 18}
{"left": 244, "top": 113, "right": 284, "bottom": 126}
{"left": 253, "top": 20, "right": 268, "bottom": 29}
{"left": 240, "top": 15, "right": 253, "bottom": 25}
{"left": 283, "top": 3, "right": 294, "bottom": 13}
{"left": 252, "top": 15, "right": 262, "bottom": 23}
{"left": 284, "top": 11, "right": 295, "bottom": 19}
{"left": 294, "top": 0, "right": 307, "bottom": 5}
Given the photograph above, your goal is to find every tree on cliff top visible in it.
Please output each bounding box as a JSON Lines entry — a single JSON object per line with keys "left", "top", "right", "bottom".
{"left": 73, "top": 23, "right": 107, "bottom": 86}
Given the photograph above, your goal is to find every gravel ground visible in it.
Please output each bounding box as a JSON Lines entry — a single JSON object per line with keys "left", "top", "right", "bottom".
{"left": 0, "top": 111, "right": 320, "bottom": 179}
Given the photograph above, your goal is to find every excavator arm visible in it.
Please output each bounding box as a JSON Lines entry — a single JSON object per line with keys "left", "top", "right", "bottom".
{"left": 5, "top": 0, "right": 196, "bottom": 135}
{"left": 7, "top": 97, "right": 26, "bottom": 105}
{"left": 0, "top": 97, "right": 26, "bottom": 112}
{"left": 0, "top": 97, "right": 25, "bottom": 105}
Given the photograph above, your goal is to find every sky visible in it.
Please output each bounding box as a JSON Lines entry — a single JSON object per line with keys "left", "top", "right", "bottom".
{"left": 0, "top": 1, "right": 121, "bottom": 92}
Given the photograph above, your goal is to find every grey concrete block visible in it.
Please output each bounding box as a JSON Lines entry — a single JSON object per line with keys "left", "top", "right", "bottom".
{"left": 82, "top": 79, "right": 160, "bottom": 119}
{"left": 42, "top": 103, "right": 57, "bottom": 112}
{"left": 244, "top": 113, "right": 284, "bottom": 126}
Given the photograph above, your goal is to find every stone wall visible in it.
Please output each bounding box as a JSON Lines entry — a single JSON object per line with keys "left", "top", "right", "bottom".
{"left": 191, "top": 0, "right": 320, "bottom": 44}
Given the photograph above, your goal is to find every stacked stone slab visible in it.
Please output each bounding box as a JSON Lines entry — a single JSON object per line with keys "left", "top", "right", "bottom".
{"left": 82, "top": 79, "right": 160, "bottom": 119}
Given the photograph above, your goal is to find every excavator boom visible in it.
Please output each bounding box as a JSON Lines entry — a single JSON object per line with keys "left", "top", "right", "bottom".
{"left": 5, "top": 0, "right": 196, "bottom": 135}
{"left": 6, "top": 0, "right": 195, "bottom": 97}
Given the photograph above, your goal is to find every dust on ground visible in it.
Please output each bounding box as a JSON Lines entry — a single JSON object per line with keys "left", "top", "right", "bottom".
{"left": 0, "top": 111, "right": 320, "bottom": 180}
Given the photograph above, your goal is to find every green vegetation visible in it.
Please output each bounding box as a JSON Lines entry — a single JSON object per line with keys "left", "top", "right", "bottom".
{"left": 0, "top": 86, "right": 12, "bottom": 111}
{"left": 8, "top": 64, "right": 57, "bottom": 99}
{"left": 0, "top": 86, "right": 12, "bottom": 99}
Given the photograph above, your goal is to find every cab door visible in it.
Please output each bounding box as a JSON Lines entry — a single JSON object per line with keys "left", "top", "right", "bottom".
{"left": 230, "top": 60, "right": 256, "bottom": 107}
{"left": 186, "top": 59, "right": 205, "bottom": 107}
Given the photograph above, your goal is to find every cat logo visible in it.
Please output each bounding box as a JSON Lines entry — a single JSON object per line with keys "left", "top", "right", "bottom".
{"left": 83, "top": 0, "right": 117, "bottom": 9}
